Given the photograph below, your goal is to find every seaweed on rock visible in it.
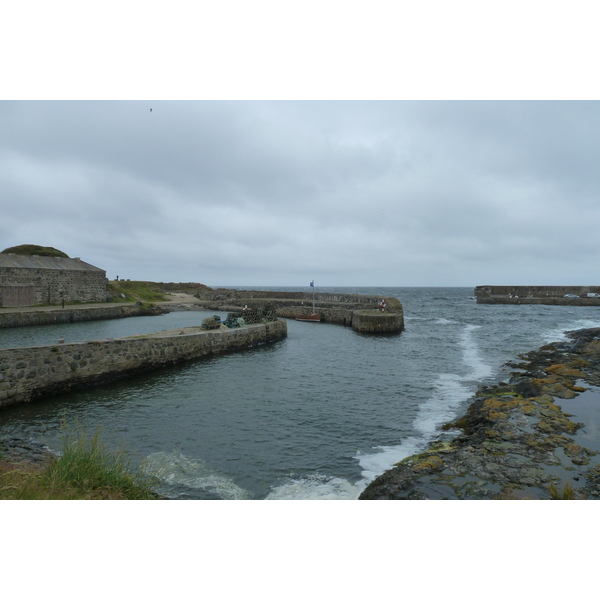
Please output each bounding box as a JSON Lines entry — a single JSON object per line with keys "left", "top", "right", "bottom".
{"left": 360, "top": 327, "right": 600, "bottom": 500}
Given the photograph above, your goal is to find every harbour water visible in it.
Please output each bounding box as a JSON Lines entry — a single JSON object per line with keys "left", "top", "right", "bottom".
{"left": 3, "top": 286, "right": 600, "bottom": 499}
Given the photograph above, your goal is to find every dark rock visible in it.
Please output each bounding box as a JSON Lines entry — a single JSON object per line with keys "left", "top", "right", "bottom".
{"left": 1, "top": 436, "right": 55, "bottom": 465}
{"left": 360, "top": 327, "right": 600, "bottom": 500}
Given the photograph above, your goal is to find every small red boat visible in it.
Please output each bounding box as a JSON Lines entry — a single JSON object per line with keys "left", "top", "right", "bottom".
{"left": 295, "top": 313, "right": 321, "bottom": 322}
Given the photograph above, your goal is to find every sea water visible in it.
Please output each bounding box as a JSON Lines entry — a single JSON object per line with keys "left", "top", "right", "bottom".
{"left": 2, "top": 287, "right": 600, "bottom": 499}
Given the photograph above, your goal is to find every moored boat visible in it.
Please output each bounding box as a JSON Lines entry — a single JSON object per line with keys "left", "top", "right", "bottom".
{"left": 295, "top": 280, "right": 321, "bottom": 322}
{"left": 295, "top": 313, "right": 321, "bottom": 322}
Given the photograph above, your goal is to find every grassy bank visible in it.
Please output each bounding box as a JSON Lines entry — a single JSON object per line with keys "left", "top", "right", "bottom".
{"left": 106, "top": 280, "right": 168, "bottom": 303}
{"left": 0, "top": 423, "right": 159, "bottom": 500}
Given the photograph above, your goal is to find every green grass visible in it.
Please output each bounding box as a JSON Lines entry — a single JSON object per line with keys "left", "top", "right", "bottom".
{"left": 0, "top": 421, "right": 159, "bottom": 500}
{"left": 1, "top": 244, "right": 69, "bottom": 257}
{"left": 548, "top": 481, "right": 576, "bottom": 499}
{"left": 106, "top": 280, "right": 167, "bottom": 303}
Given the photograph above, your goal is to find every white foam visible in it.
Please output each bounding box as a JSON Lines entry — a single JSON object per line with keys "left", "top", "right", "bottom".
{"left": 355, "top": 322, "right": 492, "bottom": 488}
{"left": 355, "top": 437, "right": 427, "bottom": 487}
{"left": 436, "top": 318, "right": 459, "bottom": 325}
{"left": 542, "top": 318, "right": 600, "bottom": 343}
{"left": 265, "top": 474, "right": 362, "bottom": 500}
{"left": 414, "top": 374, "right": 468, "bottom": 437}
{"left": 237, "top": 317, "right": 600, "bottom": 500}
{"left": 261, "top": 322, "right": 495, "bottom": 498}
{"left": 142, "top": 451, "right": 251, "bottom": 500}
{"left": 460, "top": 324, "right": 493, "bottom": 380}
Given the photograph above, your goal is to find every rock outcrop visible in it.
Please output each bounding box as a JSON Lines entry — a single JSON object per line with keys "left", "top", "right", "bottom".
{"left": 360, "top": 328, "right": 600, "bottom": 500}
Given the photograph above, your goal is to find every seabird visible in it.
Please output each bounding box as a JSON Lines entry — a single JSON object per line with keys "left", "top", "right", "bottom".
{"left": 150, "top": 108, "right": 152, "bottom": 112}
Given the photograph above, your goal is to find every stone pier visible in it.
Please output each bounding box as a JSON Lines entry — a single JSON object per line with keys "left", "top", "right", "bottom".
{"left": 0, "top": 320, "right": 287, "bottom": 409}
{"left": 190, "top": 289, "right": 404, "bottom": 333}
{"left": 350, "top": 310, "right": 404, "bottom": 333}
{"left": 0, "top": 302, "right": 169, "bottom": 329}
{"left": 475, "top": 285, "right": 600, "bottom": 305}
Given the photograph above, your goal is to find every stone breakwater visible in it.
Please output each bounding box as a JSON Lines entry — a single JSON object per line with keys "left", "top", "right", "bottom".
{"left": 360, "top": 327, "right": 600, "bottom": 500}
{"left": 189, "top": 289, "right": 404, "bottom": 333}
{"left": 0, "top": 302, "right": 169, "bottom": 329}
{"left": 0, "top": 320, "right": 287, "bottom": 409}
{"left": 475, "top": 285, "right": 600, "bottom": 306}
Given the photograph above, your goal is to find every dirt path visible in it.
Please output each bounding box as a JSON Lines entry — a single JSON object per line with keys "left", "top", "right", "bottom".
{"left": 158, "top": 292, "right": 203, "bottom": 306}
{"left": 156, "top": 293, "right": 206, "bottom": 310}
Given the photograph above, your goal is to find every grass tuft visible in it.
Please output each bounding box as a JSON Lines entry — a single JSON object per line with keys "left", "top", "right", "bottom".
{"left": 548, "top": 481, "right": 576, "bottom": 500}
{"left": 0, "top": 420, "right": 158, "bottom": 500}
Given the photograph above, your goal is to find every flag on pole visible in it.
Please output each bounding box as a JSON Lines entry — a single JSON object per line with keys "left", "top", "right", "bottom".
{"left": 310, "top": 281, "right": 314, "bottom": 287}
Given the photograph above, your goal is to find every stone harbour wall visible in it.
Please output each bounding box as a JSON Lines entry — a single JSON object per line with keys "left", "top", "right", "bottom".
{"left": 191, "top": 289, "right": 404, "bottom": 333}
{"left": 350, "top": 310, "right": 405, "bottom": 333}
{"left": 275, "top": 305, "right": 404, "bottom": 332}
{"left": 200, "top": 289, "right": 392, "bottom": 304}
{"left": 275, "top": 305, "right": 355, "bottom": 325}
{"left": 475, "top": 285, "right": 600, "bottom": 305}
{"left": 0, "top": 320, "right": 287, "bottom": 409}
{"left": 0, "top": 303, "right": 168, "bottom": 329}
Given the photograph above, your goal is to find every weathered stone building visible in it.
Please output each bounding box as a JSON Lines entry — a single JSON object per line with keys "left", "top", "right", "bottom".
{"left": 0, "top": 254, "right": 108, "bottom": 307}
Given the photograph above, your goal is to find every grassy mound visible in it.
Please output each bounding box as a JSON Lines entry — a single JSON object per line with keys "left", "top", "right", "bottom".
{"left": 1, "top": 244, "right": 69, "bottom": 258}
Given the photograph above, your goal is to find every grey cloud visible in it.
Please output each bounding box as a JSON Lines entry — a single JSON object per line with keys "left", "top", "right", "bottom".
{"left": 2, "top": 100, "right": 599, "bottom": 287}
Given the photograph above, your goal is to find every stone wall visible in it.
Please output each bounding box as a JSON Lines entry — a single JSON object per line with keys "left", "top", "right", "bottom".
{"left": 194, "top": 289, "right": 401, "bottom": 309}
{"left": 274, "top": 305, "right": 404, "bottom": 332}
{"left": 275, "top": 305, "right": 354, "bottom": 325}
{"left": 0, "top": 256, "right": 108, "bottom": 306}
{"left": 475, "top": 285, "right": 600, "bottom": 305}
{"left": 350, "top": 310, "right": 405, "bottom": 333}
{"left": 0, "top": 320, "right": 287, "bottom": 409}
{"left": 190, "top": 289, "right": 404, "bottom": 332}
{"left": 0, "top": 303, "right": 168, "bottom": 329}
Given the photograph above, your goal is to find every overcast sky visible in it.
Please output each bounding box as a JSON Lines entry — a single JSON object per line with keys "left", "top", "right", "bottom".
{"left": 2, "top": 100, "right": 599, "bottom": 288}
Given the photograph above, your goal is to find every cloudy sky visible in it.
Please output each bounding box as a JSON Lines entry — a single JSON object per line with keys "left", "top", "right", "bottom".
{"left": 2, "top": 100, "right": 600, "bottom": 288}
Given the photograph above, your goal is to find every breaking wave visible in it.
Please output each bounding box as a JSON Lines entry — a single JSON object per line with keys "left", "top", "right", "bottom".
{"left": 542, "top": 318, "right": 600, "bottom": 344}
{"left": 265, "top": 474, "right": 362, "bottom": 500}
{"left": 355, "top": 322, "right": 492, "bottom": 489}
{"left": 142, "top": 451, "right": 252, "bottom": 500}
{"left": 265, "top": 322, "right": 494, "bottom": 498}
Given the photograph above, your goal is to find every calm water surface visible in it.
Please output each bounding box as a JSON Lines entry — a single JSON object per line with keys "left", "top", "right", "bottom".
{"left": 3, "top": 287, "right": 600, "bottom": 499}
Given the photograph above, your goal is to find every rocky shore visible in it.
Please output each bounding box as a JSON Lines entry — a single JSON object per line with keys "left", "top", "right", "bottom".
{"left": 1, "top": 436, "right": 55, "bottom": 466}
{"left": 360, "top": 327, "right": 600, "bottom": 500}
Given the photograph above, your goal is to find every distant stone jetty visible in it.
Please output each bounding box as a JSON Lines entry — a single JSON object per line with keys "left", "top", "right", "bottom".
{"left": 189, "top": 289, "right": 404, "bottom": 333}
{"left": 475, "top": 285, "right": 600, "bottom": 306}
